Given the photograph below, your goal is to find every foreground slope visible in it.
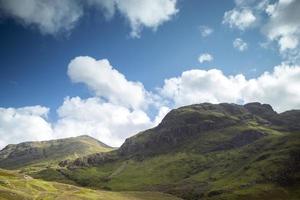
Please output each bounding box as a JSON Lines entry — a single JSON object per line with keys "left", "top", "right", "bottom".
{"left": 59, "top": 103, "right": 300, "bottom": 200}
{"left": 0, "top": 169, "right": 181, "bottom": 200}
{"left": 0, "top": 135, "right": 113, "bottom": 170}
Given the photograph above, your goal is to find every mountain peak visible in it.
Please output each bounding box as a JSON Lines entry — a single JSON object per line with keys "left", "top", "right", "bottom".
{"left": 117, "top": 102, "right": 299, "bottom": 158}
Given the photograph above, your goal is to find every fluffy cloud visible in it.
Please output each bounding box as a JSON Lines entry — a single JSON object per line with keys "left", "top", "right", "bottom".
{"left": 115, "top": 0, "right": 178, "bottom": 38}
{"left": 223, "top": 8, "right": 256, "bottom": 30}
{"left": 0, "top": 0, "right": 178, "bottom": 37}
{"left": 233, "top": 38, "right": 248, "bottom": 51}
{"left": 224, "top": 0, "right": 300, "bottom": 62}
{"left": 160, "top": 63, "right": 300, "bottom": 112}
{"left": 160, "top": 69, "right": 246, "bottom": 107}
{"left": 0, "top": 0, "right": 82, "bottom": 34}
{"left": 0, "top": 106, "right": 53, "bottom": 148}
{"left": 64, "top": 56, "right": 171, "bottom": 146}
{"left": 53, "top": 97, "right": 154, "bottom": 147}
{"left": 263, "top": 0, "right": 300, "bottom": 53}
{"left": 241, "top": 64, "right": 300, "bottom": 112}
{"left": 68, "top": 56, "right": 147, "bottom": 110}
{"left": 199, "top": 25, "right": 214, "bottom": 37}
{"left": 198, "top": 53, "right": 214, "bottom": 63}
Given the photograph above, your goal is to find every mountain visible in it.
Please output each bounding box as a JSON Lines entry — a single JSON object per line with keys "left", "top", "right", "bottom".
{"left": 57, "top": 103, "right": 300, "bottom": 200}
{"left": 0, "top": 169, "right": 181, "bottom": 200}
{"left": 0, "top": 135, "right": 113, "bottom": 170}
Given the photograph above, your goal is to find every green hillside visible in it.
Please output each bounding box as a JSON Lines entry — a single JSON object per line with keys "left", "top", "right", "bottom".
{"left": 52, "top": 103, "right": 300, "bottom": 200}
{"left": 1, "top": 102, "right": 299, "bottom": 200}
{"left": 0, "top": 169, "right": 181, "bottom": 200}
{"left": 0, "top": 135, "right": 113, "bottom": 170}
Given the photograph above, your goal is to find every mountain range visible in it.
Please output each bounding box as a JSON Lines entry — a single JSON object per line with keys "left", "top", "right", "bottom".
{"left": 0, "top": 102, "right": 299, "bottom": 200}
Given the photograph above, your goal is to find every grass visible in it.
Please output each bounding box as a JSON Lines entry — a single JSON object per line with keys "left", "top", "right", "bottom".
{"left": 0, "top": 135, "right": 114, "bottom": 170}
{"left": 53, "top": 125, "right": 300, "bottom": 200}
{"left": 0, "top": 169, "right": 181, "bottom": 200}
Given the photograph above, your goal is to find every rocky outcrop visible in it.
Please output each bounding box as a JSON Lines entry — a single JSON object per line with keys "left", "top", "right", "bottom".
{"left": 210, "top": 129, "right": 266, "bottom": 152}
{"left": 63, "top": 151, "right": 118, "bottom": 168}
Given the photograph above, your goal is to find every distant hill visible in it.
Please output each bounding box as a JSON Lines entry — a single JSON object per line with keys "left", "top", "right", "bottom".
{"left": 0, "top": 169, "right": 181, "bottom": 200}
{"left": 0, "top": 135, "right": 113, "bottom": 169}
{"left": 60, "top": 103, "right": 300, "bottom": 200}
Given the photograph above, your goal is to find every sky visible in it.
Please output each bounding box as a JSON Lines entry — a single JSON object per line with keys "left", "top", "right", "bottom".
{"left": 0, "top": 0, "right": 300, "bottom": 148}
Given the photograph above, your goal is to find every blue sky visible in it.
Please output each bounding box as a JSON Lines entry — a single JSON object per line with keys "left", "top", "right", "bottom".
{"left": 0, "top": 0, "right": 300, "bottom": 147}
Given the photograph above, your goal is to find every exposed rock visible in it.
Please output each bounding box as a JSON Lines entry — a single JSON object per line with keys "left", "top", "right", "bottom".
{"left": 67, "top": 151, "right": 118, "bottom": 168}
{"left": 211, "top": 130, "right": 266, "bottom": 152}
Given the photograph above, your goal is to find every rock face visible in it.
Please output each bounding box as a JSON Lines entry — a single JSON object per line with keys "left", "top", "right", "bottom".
{"left": 210, "top": 129, "right": 266, "bottom": 152}
{"left": 0, "top": 135, "right": 113, "bottom": 169}
{"left": 60, "top": 151, "right": 118, "bottom": 168}
{"left": 244, "top": 102, "right": 277, "bottom": 120}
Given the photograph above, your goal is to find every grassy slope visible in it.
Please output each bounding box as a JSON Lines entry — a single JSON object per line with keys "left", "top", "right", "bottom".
{"left": 0, "top": 135, "right": 113, "bottom": 173}
{"left": 3, "top": 104, "right": 300, "bottom": 199}
{"left": 58, "top": 125, "right": 300, "bottom": 200}
{"left": 0, "top": 169, "right": 181, "bottom": 200}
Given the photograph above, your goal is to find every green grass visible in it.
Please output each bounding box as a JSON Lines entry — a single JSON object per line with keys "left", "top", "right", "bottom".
{"left": 0, "top": 135, "right": 114, "bottom": 171}
{"left": 0, "top": 169, "right": 181, "bottom": 200}
{"left": 54, "top": 125, "right": 300, "bottom": 200}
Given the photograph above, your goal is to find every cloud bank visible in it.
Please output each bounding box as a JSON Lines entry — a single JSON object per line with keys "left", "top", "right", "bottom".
{"left": 1, "top": 56, "right": 300, "bottom": 149}
{"left": 0, "top": 106, "right": 53, "bottom": 148}
{"left": 160, "top": 63, "right": 300, "bottom": 112}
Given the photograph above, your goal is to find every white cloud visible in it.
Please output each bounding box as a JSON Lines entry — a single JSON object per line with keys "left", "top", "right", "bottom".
{"left": 63, "top": 56, "right": 170, "bottom": 146}
{"left": 115, "top": 0, "right": 178, "bottom": 38}
{"left": 199, "top": 25, "right": 214, "bottom": 37}
{"left": 223, "top": 8, "right": 256, "bottom": 30}
{"left": 153, "top": 106, "right": 171, "bottom": 126}
{"left": 241, "top": 64, "right": 300, "bottom": 112}
{"left": 0, "top": 106, "right": 53, "bottom": 149}
{"left": 0, "top": 0, "right": 178, "bottom": 37}
{"left": 160, "top": 69, "right": 246, "bottom": 107}
{"left": 198, "top": 53, "right": 214, "bottom": 63}
{"left": 68, "top": 56, "right": 147, "bottom": 110}
{"left": 262, "top": 0, "right": 300, "bottom": 54}
{"left": 53, "top": 97, "right": 154, "bottom": 147}
{"left": 0, "top": 0, "right": 83, "bottom": 35}
{"left": 224, "top": 0, "right": 300, "bottom": 63}
{"left": 0, "top": 56, "right": 171, "bottom": 149}
{"left": 233, "top": 38, "right": 248, "bottom": 51}
{"left": 159, "top": 63, "right": 300, "bottom": 112}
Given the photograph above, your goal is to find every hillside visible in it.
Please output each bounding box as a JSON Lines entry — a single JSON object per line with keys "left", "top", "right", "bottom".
{"left": 56, "top": 103, "right": 300, "bottom": 200}
{"left": 0, "top": 135, "right": 113, "bottom": 170}
{"left": 0, "top": 169, "right": 181, "bottom": 200}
